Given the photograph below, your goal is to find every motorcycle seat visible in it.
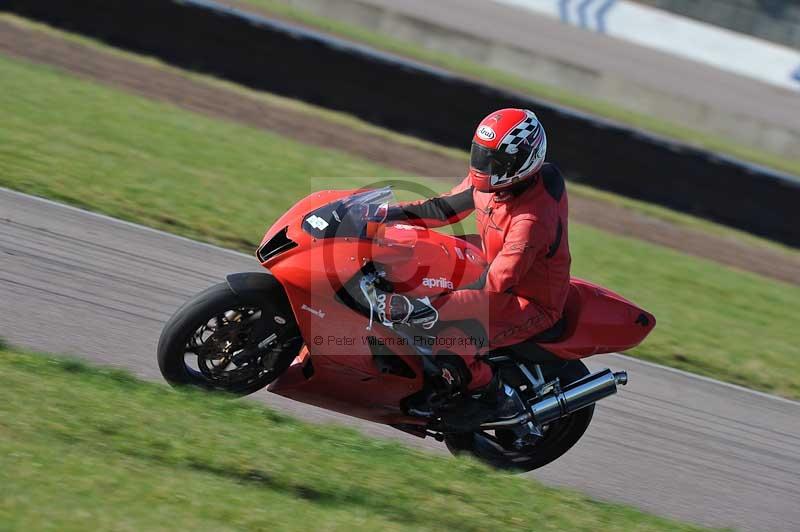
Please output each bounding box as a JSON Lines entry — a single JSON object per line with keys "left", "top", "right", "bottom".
{"left": 531, "top": 316, "right": 567, "bottom": 343}
{"left": 491, "top": 316, "right": 568, "bottom": 364}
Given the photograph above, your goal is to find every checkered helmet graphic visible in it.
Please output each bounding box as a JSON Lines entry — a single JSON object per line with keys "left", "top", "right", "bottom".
{"left": 469, "top": 109, "right": 547, "bottom": 193}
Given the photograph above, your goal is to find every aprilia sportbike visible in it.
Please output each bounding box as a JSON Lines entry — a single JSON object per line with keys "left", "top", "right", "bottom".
{"left": 158, "top": 188, "right": 655, "bottom": 471}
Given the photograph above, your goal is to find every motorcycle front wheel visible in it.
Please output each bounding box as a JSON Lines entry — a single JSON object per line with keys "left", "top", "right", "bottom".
{"left": 157, "top": 278, "right": 302, "bottom": 396}
{"left": 444, "top": 360, "right": 594, "bottom": 472}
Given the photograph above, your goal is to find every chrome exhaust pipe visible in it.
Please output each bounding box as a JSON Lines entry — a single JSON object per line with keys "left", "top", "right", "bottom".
{"left": 531, "top": 368, "right": 626, "bottom": 425}
{"left": 480, "top": 368, "right": 627, "bottom": 429}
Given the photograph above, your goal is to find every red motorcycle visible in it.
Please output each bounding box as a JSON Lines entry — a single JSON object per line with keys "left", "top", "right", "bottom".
{"left": 158, "top": 188, "right": 655, "bottom": 471}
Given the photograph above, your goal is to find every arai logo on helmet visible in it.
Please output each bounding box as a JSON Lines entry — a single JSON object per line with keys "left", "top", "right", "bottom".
{"left": 476, "top": 125, "right": 496, "bottom": 141}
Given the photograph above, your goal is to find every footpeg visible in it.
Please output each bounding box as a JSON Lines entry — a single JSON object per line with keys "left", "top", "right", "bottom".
{"left": 512, "top": 421, "right": 544, "bottom": 449}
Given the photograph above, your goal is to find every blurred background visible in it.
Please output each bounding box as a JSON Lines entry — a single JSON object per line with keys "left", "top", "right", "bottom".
{"left": 0, "top": 1, "right": 798, "bottom": 531}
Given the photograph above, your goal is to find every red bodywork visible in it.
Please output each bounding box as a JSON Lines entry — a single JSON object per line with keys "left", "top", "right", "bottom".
{"left": 258, "top": 190, "right": 655, "bottom": 426}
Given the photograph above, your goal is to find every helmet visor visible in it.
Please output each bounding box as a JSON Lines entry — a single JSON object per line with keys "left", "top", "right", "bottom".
{"left": 470, "top": 142, "right": 513, "bottom": 179}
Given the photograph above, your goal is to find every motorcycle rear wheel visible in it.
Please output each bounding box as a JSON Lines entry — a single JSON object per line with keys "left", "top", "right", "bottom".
{"left": 444, "top": 360, "right": 594, "bottom": 472}
{"left": 157, "top": 278, "right": 301, "bottom": 396}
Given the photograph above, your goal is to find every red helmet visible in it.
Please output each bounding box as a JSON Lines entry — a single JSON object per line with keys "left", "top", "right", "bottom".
{"left": 469, "top": 109, "right": 547, "bottom": 193}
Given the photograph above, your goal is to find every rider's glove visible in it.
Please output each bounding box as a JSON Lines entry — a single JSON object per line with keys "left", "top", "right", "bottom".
{"left": 360, "top": 275, "right": 438, "bottom": 331}
{"left": 385, "top": 294, "right": 439, "bottom": 329}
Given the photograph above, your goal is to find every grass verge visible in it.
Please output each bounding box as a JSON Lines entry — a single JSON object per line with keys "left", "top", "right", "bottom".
{"left": 0, "top": 347, "right": 713, "bottom": 531}
{"left": 2, "top": 12, "right": 796, "bottom": 257}
{"left": 0, "top": 53, "right": 798, "bottom": 398}
{"left": 234, "top": 0, "right": 800, "bottom": 177}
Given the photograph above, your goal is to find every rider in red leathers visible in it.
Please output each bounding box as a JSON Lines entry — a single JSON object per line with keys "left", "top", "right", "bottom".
{"left": 377, "top": 109, "right": 570, "bottom": 425}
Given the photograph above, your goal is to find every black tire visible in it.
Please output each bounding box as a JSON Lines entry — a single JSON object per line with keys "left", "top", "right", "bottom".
{"left": 444, "top": 360, "right": 594, "bottom": 472}
{"left": 157, "top": 277, "right": 301, "bottom": 396}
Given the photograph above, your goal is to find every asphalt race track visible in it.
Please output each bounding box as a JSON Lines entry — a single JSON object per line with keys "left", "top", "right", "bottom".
{"left": 1, "top": 188, "right": 798, "bottom": 531}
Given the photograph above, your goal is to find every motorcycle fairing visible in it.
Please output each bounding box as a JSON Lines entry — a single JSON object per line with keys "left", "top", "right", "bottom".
{"left": 259, "top": 190, "right": 655, "bottom": 425}
{"left": 536, "top": 278, "right": 655, "bottom": 359}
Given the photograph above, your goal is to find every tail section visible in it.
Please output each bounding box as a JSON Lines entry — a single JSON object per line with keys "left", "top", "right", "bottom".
{"left": 544, "top": 278, "right": 656, "bottom": 360}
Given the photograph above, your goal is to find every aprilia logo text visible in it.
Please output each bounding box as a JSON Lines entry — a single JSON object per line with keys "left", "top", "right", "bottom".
{"left": 422, "top": 277, "right": 454, "bottom": 290}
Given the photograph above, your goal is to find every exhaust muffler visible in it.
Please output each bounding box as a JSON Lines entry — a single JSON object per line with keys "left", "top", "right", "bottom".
{"left": 530, "top": 368, "right": 627, "bottom": 425}
{"left": 481, "top": 369, "right": 627, "bottom": 429}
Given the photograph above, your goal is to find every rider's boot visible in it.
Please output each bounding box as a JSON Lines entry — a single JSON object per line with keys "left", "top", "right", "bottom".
{"left": 439, "top": 372, "right": 527, "bottom": 432}
{"left": 405, "top": 358, "right": 467, "bottom": 418}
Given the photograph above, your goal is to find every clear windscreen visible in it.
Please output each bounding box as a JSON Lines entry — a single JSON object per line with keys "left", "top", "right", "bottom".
{"left": 301, "top": 187, "right": 394, "bottom": 239}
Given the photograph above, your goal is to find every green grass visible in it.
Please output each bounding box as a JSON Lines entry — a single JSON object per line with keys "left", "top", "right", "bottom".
{"left": 1, "top": 53, "right": 799, "bottom": 398}
{"left": 3, "top": 12, "right": 796, "bottom": 257}
{"left": 0, "top": 348, "right": 713, "bottom": 531}
{"left": 0, "top": 57, "right": 402, "bottom": 250}
{"left": 0, "top": 13, "right": 469, "bottom": 166}
{"left": 233, "top": 0, "right": 800, "bottom": 177}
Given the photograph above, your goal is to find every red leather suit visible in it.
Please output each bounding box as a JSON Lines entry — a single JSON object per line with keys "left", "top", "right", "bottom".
{"left": 387, "top": 164, "right": 571, "bottom": 389}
